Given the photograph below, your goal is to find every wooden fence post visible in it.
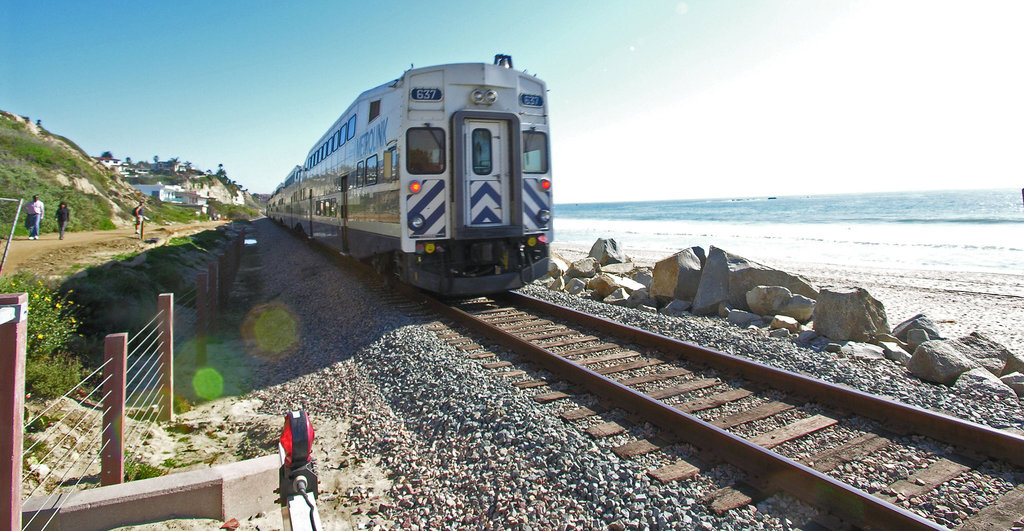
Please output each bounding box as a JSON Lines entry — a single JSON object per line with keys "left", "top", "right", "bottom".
{"left": 1, "top": 293, "right": 27, "bottom": 531}
{"left": 101, "top": 333, "right": 127, "bottom": 486}
{"left": 196, "top": 273, "right": 207, "bottom": 366}
{"left": 157, "top": 294, "right": 174, "bottom": 422}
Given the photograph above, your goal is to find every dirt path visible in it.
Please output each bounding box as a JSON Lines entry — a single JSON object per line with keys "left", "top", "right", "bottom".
{"left": 1, "top": 220, "right": 229, "bottom": 279}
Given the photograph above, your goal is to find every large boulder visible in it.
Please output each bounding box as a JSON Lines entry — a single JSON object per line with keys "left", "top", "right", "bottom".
{"left": 631, "top": 269, "right": 653, "bottom": 288}
{"left": 769, "top": 315, "right": 800, "bottom": 333}
{"left": 548, "top": 251, "right": 570, "bottom": 279}
{"left": 1006, "top": 348, "right": 1024, "bottom": 376}
{"left": 908, "top": 340, "right": 979, "bottom": 385}
{"left": 953, "top": 368, "right": 1018, "bottom": 400}
{"left": 566, "top": 277, "right": 587, "bottom": 295}
{"left": 780, "top": 295, "right": 815, "bottom": 323}
{"left": 1000, "top": 372, "right": 1024, "bottom": 397}
{"left": 624, "top": 288, "right": 658, "bottom": 309}
{"left": 746, "top": 286, "right": 792, "bottom": 316}
{"left": 691, "top": 246, "right": 818, "bottom": 316}
{"left": 746, "top": 286, "right": 816, "bottom": 322}
{"left": 600, "top": 262, "right": 635, "bottom": 275}
{"left": 877, "top": 341, "right": 912, "bottom": 365}
{"left": 892, "top": 314, "right": 944, "bottom": 343}
{"left": 650, "top": 248, "right": 704, "bottom": 304}
{"left": 727, "top": 309, "right": 761, "bottom": 328}
{"left": 566, "top": 257, "right": 598, "bottom": 279}
{"left": 587, "top": 274, "right": 644, "bottom": 299}
{"left": 840, "top": 342, "right": 886, "bottom": 360}
{"left": 587, "top": 274, "right": 621, "bottom": 299}
{"left": 952, "top": 332, "right": 1015, "bottom": 376}
{"left": 588, "top": 238, "right": 628, "bottom": 265}
{"left": 811, "top": 288, "right": 890, "bottom": 342}
{"left": 604, "top": 288, "right": 630, "bottom": 306}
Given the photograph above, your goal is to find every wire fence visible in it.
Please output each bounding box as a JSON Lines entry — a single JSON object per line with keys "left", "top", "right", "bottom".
{"left": 3, "top": 226, "right": 249, "bottom": 530}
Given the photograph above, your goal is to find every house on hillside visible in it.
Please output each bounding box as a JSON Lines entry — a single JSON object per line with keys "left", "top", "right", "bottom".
{"left": 152, "top": 160, "right": 183, "bottom": 173}
{"left": 132, "top": 182, "right": 208, "bottom": 210}
{"left": 93, "top": 155, "right": 131, "bottom": 176}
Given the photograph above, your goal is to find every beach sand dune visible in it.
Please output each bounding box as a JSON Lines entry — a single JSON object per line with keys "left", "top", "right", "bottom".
{"left": 552, "top": 243, "right": 1024, "bottom": 352}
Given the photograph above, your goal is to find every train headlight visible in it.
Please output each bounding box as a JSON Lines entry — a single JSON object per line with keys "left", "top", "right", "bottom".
{"left": 471, "top": 89, "right": 497, "bottom": 105}
{"left": 540, "top": 179, "right": 551, "bottom": 191}
{"left": 409, "top": 214, "right": 425, "bottom": 230}
{"left": 536, "top": 209, "right": 551, "bottom": 224}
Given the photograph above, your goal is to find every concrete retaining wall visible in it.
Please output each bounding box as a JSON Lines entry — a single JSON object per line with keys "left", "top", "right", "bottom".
{"left": 22, "top": 455, "right": 278, "bottom": 530}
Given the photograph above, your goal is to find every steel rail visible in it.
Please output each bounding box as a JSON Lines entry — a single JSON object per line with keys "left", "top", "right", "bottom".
{"left": 400, "top": 287, "right": 941, "bottom": 530}
{"left": 504, "top": 291, "right": 1024, "bottom": 469}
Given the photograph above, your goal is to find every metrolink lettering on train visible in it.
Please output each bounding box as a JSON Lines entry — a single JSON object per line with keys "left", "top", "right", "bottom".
{"left": 356, "top": 118, "right": 388, "bottom": 159}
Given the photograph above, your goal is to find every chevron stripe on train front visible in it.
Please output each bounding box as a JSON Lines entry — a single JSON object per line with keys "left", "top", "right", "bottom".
{"left": 469, "top": 181, "right": 502, "bottom": 225}
{"left": 407, "top": 179, "right": 446, "bottom": 238}
{"left": 522, "top": 178, "right": 551, "bottom": 231}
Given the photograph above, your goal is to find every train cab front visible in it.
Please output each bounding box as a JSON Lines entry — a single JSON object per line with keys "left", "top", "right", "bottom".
{"left": 400, "top": 235, "right": 550, "bottom": 296}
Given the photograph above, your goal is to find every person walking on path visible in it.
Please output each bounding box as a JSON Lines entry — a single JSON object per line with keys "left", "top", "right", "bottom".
{"left": 132, "top": 200, "right": 144, "bottom": 234}
{"left": 24, "top": 195, "right": 44, "bottom": 240}
{"left": 55, "top": 201, "right": 70, "bottom": 240}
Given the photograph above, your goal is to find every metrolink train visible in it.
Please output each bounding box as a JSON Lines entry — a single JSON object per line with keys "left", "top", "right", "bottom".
{"left": 267, "top": 55, "right": 552, "bottom": 295}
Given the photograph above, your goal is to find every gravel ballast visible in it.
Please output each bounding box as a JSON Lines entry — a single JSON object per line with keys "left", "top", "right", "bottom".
{"left": 233, "top": 219, "right": 1022, "bottom": 529}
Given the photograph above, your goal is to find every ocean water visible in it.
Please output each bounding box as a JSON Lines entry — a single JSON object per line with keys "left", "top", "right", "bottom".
{"left": 553, "top": 188, "right": 1024, "bottom": 274}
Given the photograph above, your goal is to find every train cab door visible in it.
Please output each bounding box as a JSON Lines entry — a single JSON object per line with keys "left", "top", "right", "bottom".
{"left": 463, "top": 119, "right": 511, "bottom": 227}
{"left": 340, "top": 174, "right": 349, "bottom": 253}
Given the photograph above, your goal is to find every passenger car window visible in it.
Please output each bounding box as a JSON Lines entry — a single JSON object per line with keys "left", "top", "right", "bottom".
{"left": 365, "top": 155, "right": 378, "bottom": 185}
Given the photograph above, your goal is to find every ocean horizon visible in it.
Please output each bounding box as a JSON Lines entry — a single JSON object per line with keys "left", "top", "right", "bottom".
{"left": 552, "top": 188, "right": 1024, "bottom": 274}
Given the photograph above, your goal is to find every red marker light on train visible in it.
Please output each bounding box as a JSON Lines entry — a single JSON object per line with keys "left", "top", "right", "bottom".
{"left": 280, "top": 411, "right": 314, "bottom": 466}
{"left": 538, "top": 235, "right": 548, "bottom": 244}
{"left": 409, "top": 181, "right": 422, "bottom": 194}
{"left": 540, "top": 179, "right": 551, "bottom": 191}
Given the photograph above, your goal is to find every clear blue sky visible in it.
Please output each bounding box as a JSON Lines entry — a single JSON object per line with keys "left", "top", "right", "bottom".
{"left": 3, "top": 1, "right": 1022, "bottom": 202}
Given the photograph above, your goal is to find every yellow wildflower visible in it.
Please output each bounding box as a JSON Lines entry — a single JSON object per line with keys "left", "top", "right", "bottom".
{"left": 55, "top": 304, "right": 61, "bottom": 309}
{"left": 37, "top": 334, "right": 43, "bottom": 339}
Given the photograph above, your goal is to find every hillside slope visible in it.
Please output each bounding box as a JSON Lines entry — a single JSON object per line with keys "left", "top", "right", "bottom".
{"left": 0, "top": 110, "right": 260, "bottom": 234}
{"left": 0, "top": 111, "right": 141, "bottom": 232}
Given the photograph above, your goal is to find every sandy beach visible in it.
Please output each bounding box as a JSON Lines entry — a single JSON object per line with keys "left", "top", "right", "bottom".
{"left": 551, "top": 242, "right": 1024, "bottom": 353}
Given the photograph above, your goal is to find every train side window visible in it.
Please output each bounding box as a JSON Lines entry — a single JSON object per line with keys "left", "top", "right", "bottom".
{"left": 365, "top": 154, "right": 378, "bottom": 185}
{"left": 329, "top": 136, "right": 335, "bottom": 152}
{"left": 355, "top": 160, "right": 364, "bottom": 187}
{"left": 369, "top": 100, "right": 381, "bottom": 122}
{"left": 383, "top": 147, "right": 396, "bottom": 182}
{"left": 390, "top": 148, "right": 399, "bottom": 181}
{"left": 471, "top": 128, "right": 492, "bottom": 175}
{"left": 522, "top": 131, "right": 548, "bottom": 173}
{"left": 335, "top": 129, "right": 342, "bottom": 148}
{"left": 406, "top": 127, "right": 445, "bottom": 174}
{"left": 347, "top": 115, "right": 356, "bottom": 140}
{"left": 340, "top": 123, "right": 348, "bottom": 145}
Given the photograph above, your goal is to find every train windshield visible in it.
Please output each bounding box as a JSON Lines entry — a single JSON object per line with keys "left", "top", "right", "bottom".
{"left": 522, "top": 131, "right": 548, "bottom": 173}
{"left": 407, "top": 127, "right": 446, "bottom": 174}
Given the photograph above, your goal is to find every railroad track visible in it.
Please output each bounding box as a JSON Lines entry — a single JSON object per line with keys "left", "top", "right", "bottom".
{"left": 387, "top": 286, "right": 1024, "bottom": 531}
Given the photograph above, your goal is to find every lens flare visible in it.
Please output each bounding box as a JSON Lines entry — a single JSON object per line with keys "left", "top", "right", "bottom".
{"left": 193, "top": 367, "right": 224, "bottom": 400}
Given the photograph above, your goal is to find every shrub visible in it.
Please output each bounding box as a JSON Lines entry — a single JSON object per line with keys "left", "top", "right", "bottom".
{"left": 3, "top": 272, "right": 85, "bottom": 397}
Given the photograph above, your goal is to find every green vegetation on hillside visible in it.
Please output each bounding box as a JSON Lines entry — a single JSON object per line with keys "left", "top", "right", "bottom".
{"left": 0, "top": 115, "right": 120, "bottom": 233}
